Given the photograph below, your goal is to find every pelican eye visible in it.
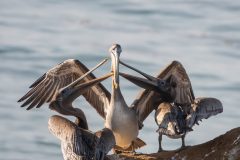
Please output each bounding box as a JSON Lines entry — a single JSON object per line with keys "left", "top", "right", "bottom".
{"left": 159, "top": 80, "right": 166, "bottom": 86}
{"left": 61, "top": 89, "right": 67, "bottom": 95}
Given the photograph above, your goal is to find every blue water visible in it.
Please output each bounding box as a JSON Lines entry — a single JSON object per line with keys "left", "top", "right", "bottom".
{"left": 1, "top": 0, "right": 240, "bottom": 159}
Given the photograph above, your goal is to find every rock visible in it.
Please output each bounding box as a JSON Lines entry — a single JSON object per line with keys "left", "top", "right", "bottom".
{"left": 107, "top": 127, "right": 240, "bottom": 160}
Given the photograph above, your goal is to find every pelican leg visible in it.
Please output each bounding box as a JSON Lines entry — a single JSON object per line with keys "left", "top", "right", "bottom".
{"left": 173, "top": 134, "right": 189, "bottom": 152}
{"left": 158, "top": 134, "right": 163, "bottom": 152}
{"left": 181, "top": 134, "right": 186, "bottom": 148}
{"left": 131, "top": 141, "right": 136, "bottom": 154}
{"left": 95, "top": 150, "right": 105, "bottom": 160}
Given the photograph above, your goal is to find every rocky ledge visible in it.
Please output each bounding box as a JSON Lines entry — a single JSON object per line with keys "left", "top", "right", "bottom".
{"left": 108, "top": 127, "right": 240, "bottom": 160}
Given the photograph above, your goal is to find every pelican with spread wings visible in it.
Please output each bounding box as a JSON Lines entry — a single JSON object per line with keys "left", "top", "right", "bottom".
{"left": 119, "top": 60, "right": 223, "bottom": 151}
{"left": 18, "top": 44, "right": 170, "bottom": 152}
{"left": 18, "top": 44, "right": 223, "bottom": 153}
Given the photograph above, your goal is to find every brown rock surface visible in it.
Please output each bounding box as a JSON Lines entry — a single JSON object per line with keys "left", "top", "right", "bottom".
{"left": 107, "top": 127, "right": 240, "bottom": 160}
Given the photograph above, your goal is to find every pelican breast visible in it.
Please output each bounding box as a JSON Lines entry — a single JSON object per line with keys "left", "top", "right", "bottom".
{"left": 105, "top": 101, "right": 138, "bottom": 149}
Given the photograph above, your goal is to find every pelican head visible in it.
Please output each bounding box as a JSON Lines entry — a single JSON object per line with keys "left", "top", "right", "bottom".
{"left": 109, "top": 44, "right": 122, "bottom": 88}
{"left": 109, "top": 44, "right": 122, "bottom": 56}
{"left": 58, "top": 87, "right": 73, "bottom": 101}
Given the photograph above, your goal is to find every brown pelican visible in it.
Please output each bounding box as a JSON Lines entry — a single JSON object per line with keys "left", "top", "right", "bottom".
{"left": 119, "top": 60, "right": 223, "bottom": 151}
{"left": 50, "top": 44, "right": 170, "bottom": 152}
{"left": 48, "top": 112, "right": 115, "bottom": 160}
{"left": 118, "top": 60, "right": 195, "bottom": 128}
{"left": 155, "top": 97, "right": 223, "bottom": 152}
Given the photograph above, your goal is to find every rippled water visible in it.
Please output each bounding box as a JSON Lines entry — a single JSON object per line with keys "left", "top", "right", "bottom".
{"left": 1, "top": 0, "right": 240, "bottom": 159}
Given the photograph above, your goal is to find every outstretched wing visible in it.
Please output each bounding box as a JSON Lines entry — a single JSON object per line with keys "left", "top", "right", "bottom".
{"left": 18, "top": 59, "right": 111, "bottom": 114}
{"left": 131, "top": 60, "right": 194, "bottom": 123}
{"left": 130, "top": 76, "right": 164, "bottom": 123}
{"left": 186, "top": 97, "right": 223, "bottom": 128}
{"left": 159, "top": 61, "right": 195, "bottom": 105}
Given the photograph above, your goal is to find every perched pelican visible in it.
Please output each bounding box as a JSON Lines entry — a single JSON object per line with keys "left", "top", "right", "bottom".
{"left": 51, "top": 44, "right": 170, "bottom": 152}
{"left": 48, "top": 112, "right": 115, "bottom": 160}
{"left": 155, "top": 97, "right": 223, "bottom": 152}
{"left": 119, "top": 60, "right": 223, "bottom": 151}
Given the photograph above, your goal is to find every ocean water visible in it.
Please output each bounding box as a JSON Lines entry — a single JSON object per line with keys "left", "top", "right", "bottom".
{"left": 0, "top": 0, "right": 240, "bottom": 159}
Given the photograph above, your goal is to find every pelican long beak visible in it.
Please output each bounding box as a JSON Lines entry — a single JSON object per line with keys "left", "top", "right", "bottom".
{"left": 49, "top": 73, "right": 113, "bottom": 116}
{"left": 119, "top": 72, "right": 159, "bottom": 92}
{"left": 63, "top": 58, "right": 109, "bottom": 91}
{"left": 120, "top": 72, "right": 170, "bottom": 95}
{"left": 109, "top": 44, "right": 122, "bottom": 89}
{"left": 64, "top": 72, "right": 113, "bottom": 103}
{"left": 120, "top": 60, "right": 156, "bottom": 81}
{"left": 112, "top": 51, "right": 120, "bottom": 89}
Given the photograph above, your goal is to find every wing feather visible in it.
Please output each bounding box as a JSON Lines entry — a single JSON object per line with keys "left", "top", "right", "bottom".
{"left": 18, "top": 59, "right": 110, "bottom": 116}
{"left": 36, "top": 81, "right": 54, "bottom": 108}
{"left": 46, "top": 79, "right": 59, "bottom": 103}
{"left": 131, "top": 68, "right": 167, "bottom": 123}
{"left": 133, "top": 60, "right": 194, "bottom": 123}
{"left": 186, "top": 97, "right": 223, "bottom": 128}
{"left": 27, "top": 79, "right": 53, "bottom": 109}
{"left": 159, "top": 61, "right": 195, "bottom": 105}
{"left": 22, "top": 82, "right": 47, "bottom": 109}
{"left": 18, "top": 78, "right": 45, "bottom": 102}
{"left": 132, "top": 89, "right": 163, "bottom": 123}
{"left": 82, "top": 85, "right": 109, "bottom": 119}
{"left": 29, "top": 73, "right": 46, "bottom": 88}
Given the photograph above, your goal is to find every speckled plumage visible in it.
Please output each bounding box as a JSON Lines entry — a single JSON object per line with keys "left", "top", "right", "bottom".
{"left": 119, "top": 60, "right": 223, "bottom": 152}
{"left": 155, "top": 97, "right": 223, "bottom": 151}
